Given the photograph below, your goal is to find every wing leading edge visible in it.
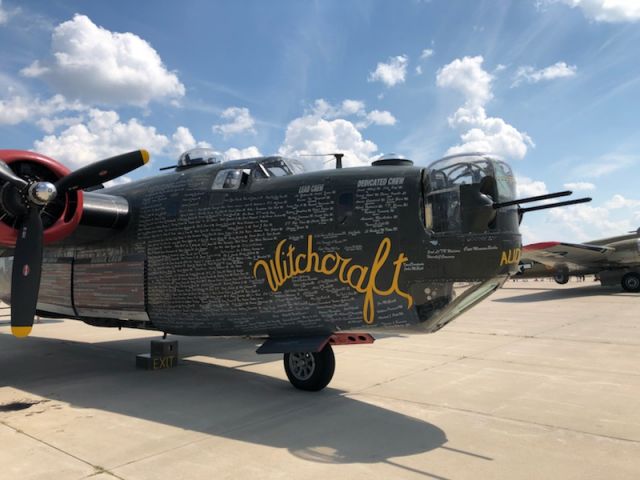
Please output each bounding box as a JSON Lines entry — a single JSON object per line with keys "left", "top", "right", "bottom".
{"left": 522, "top": 241, "right": 614, "bottom": 271}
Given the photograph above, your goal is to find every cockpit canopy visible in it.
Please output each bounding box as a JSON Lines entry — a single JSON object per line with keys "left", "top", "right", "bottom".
{"left": 209, "top": 156, "right": 303, "bottom": 190}
{"left": 425, "top": 153, "right": 517, "bottom": 234}
{"left": 177, "top": 148, "right": 225, "bottom": 170}
{"left": 427, "top": 153, "right": 516, "bottom": 202}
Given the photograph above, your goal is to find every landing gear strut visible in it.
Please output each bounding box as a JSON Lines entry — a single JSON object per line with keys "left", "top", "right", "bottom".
{"left": 284, "top": 344, "right": 335, "bottom": 391}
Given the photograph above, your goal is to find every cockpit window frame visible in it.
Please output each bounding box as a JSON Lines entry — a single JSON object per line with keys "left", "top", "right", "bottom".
{"left": 426, "top": 153, "right": 516, "bottom": 203}
{"left": 424, "top": 153, "right": 516, "bottom": 235}
{"left": 211, "top": 168, "right": 245, "bottom": 191}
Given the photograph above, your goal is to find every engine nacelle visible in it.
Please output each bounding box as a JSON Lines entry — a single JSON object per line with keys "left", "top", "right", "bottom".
{"left": 0, "top": 150, "right": 83, "bottom": 247}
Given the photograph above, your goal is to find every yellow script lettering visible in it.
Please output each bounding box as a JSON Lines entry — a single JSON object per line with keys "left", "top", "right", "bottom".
{"left": 252, "top": 235, "right": 413, "bottom": 325}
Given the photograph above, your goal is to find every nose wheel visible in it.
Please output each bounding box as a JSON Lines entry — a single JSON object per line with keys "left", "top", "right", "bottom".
{"left": 284, "top": 344, "right": 335, "bottom": 391}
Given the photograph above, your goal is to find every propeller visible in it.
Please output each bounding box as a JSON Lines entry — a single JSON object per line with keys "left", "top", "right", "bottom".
{"left": 2, "top": 149, "right": 149, "bottom": 337}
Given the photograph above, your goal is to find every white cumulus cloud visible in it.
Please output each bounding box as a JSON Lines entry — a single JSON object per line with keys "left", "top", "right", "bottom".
{"left": 225, "top": 146, "right": 261, "bottom": 160}
{"left": 512, "top": 62, "right": 577, "bottom": 86}
{"left": 32, "top": 110, "right": 259, "bottom": 173}
{"left": 420, "top": 49, "right": 434, "bottom": 59}
{"left": 308, "top": 98, "right": 396, "bottom": 129}
{"left": 278, "top": 114, "right": 378, "bottom": 170}
{"left": 437, "top": 56, "right": 533, "bottom": 160}
{"left": 548, "top": 203, "right": 633, "bottom": 241}
{"left": 604, "top": 194, "right": 640, "bottom": 209}
{"left": 563, "top": 182, "right": 596, "bottom": 191}
{"left": 446, "top": 106, "right": 534, "bottom": 160}
{"left": 368, "top": 55, "right": 408, "bottom": 87}
{"left": 33, "top": 109, "right": 171, "bottom": 169}
{"left": 21, "top": 14, "right": 185, "bottom": 106}
{"left": 363, "top": 109, "right": 397, "bottom": 127}
{"left": 555, "top": 0, "right": 640, "bottom": 23}
{"left": 436, "top": 55, "right": 493, "bottom": 106}
{"left": 212, "top": 106, "right": 256, "bottom": 137}
{"left": 311, "top": 99, "right": 365, "bottom": 119}
{"left": 516, "top": 175, "right": 548, "bottom": 198}
{"left": 170, "top": 126, "right": 212, "bottom": 158}
{"left": 0, "top": 94, "right": 85, "bottom": 126}
{"left": 36, "top": 115, "right": 85, "bottom": 134}
{"left": 339, "top": 99, "right": 365, "bottom": 116}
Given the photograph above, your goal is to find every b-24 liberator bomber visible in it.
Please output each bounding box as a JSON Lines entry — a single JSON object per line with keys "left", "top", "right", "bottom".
{"left": 518, "top": 229, "right": 640, "bottom": 292}
{"left": 0, "top": 148, "right": 589, "bottom": 390}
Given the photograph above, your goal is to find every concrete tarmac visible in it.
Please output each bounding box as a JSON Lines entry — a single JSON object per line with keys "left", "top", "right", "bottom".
{"left": 1, "top": 281, "right": 639, "bottom": 479}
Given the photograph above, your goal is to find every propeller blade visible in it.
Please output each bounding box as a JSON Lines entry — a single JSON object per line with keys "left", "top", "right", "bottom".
{"left": 55, "top": 149, "right": 149, "bottom": 193}
{"left": 0, "top": 160, "right": 28, "bottom": 190}
{"left": 10, "top": 208, "right": 43, "bottom": 337}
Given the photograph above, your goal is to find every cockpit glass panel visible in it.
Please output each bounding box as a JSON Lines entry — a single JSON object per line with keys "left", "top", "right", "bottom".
{"left": 266, "top": 165, "right": 290, "bottom": 177}
{"left": 178, "top": 148, "right": 224, "bottom": 169}
{"left": 427, "top": 154, "right": 514, "bottom": 195}
{"left": 284, "top": 158, "right": 306, "bottom": 175}
{"left": 256, "top": 158, "right": 295, "bottom": 178}
{"left": 211, "top": 169, "right": 242, "bottom": 190}
{"left": 493, "top": 160, "right": 517, "bottom": 203}
{"left": 424, "top": 153, "right": 516, "bottom": 233}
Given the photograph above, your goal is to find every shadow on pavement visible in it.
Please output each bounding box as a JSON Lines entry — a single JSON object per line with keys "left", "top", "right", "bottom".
{"left": 496, "top": 284, "right": 632, "bottom": 303}
{"left": 0, "top": 332, "right": 448, "bottom": 465}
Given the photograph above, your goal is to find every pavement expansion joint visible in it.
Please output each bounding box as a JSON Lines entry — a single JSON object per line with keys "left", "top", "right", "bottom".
{"left": 383, "top": 458, "right": 452, "bottom": 480}
{"left": 465, "top": 355, "right": 640, "bottom": 378}
{"left": 79, "top": 466, "right": 125, "bottom": 480}
{"left": 1, "top": 419, "right": 124, "bottom": 480}
{"left": 361, "top": 393, "right": 640, "bottom": 445}
{"left": 451, "top": 329, "right": 640, "bottom": 347}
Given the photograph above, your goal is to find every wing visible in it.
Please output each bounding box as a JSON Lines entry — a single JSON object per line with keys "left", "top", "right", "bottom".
{"left": 522, "top": 241, "right": 615, "bottom": 271}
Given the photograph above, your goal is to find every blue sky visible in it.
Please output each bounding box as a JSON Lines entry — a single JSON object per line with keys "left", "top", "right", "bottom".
{"left": 1, "top": 0, "right": 639, "bottom": 242}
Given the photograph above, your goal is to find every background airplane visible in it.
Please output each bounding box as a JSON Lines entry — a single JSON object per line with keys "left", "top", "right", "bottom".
{"left": 517, "top": 229, "right": 640, "bottom": 292}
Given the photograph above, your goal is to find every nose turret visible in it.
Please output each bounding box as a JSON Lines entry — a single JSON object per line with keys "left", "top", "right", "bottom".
{"left": 424, "top": 152, "right": 519, "bottom": 236}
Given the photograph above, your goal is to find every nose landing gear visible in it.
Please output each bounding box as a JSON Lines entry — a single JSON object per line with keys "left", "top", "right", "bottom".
{"left": 284, "top": 345, "right": 335, "bottom": 391}
{"left": 256, "top": 332, "right": 375, "bottom": 391}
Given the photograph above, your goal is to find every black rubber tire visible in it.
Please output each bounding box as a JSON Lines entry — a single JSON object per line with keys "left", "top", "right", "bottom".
{"left": 284, "top": 344, "right": 335, "bottom": 391}
{"left": 554, "top": 272, "right": 569, "bottom": 285}
{"left": 621, "top": 272, "right": 640, "bottom": 293}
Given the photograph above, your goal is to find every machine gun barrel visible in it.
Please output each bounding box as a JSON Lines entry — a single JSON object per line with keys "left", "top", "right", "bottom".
{"left": 518, "top": 197, "right": 592, "bottom": 214}
{"left": 493, "top": 190, "right": 572, "bottom": 209}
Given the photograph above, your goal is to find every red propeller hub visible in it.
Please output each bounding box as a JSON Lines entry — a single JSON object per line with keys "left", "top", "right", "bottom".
{"left": 0, "top": 150, "right": 83, "bottom": 247}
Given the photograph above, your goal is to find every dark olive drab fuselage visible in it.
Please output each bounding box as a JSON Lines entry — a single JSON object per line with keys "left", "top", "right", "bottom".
{"left": 0, "top": 156, "right": 522, "bottom": 337}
